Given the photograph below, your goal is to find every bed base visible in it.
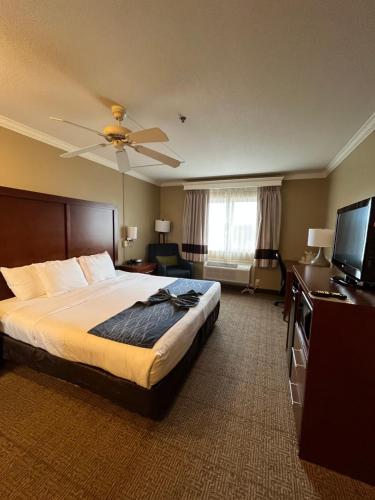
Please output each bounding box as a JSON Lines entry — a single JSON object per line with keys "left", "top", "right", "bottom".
{"left": 0, "top": 302, "right": 219, "bottom": 419}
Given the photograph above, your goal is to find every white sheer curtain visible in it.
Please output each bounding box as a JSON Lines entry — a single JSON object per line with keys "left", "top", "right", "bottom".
{"left": 208, "top": 188, "right": 257, "bottom": 263}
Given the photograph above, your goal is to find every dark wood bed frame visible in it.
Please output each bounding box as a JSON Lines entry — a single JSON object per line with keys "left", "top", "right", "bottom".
{"left": 0, "top": 186, "right": 219, "bottom": 418}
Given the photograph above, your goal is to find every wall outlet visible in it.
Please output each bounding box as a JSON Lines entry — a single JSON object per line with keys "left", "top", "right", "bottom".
{"left": 254, "top": 278, "right": 261, "bottom": 288}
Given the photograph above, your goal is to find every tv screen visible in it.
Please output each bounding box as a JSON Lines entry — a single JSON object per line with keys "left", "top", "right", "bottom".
{"left": 333, "top": 203, "right": 371, "bottom": 272}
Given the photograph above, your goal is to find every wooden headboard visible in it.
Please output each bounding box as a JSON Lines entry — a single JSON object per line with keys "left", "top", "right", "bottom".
{"left": 0, "top": 186, "right": 118, "bottom": 300}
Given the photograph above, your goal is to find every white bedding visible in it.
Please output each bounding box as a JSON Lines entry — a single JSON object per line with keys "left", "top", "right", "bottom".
{"left": 0, "top": 271, "right": 220, "bottom": 389}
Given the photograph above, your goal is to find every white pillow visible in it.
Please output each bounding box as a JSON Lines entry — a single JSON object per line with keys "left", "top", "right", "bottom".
{"left": 35, "top": 258, "right": 88, "bottom": 297}
{"left": 78, "top": 251, "right": 116, "bottom": 284}
{"left": 1, "top": 264, "right": 46, "bottom": 301}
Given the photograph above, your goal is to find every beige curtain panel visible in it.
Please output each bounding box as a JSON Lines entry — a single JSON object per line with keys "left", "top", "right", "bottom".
{"left": 254, "top": 186, "right": 282, "bottom": 268}
{"left": 182, "top": 190, "right": 209, "bottom": 262}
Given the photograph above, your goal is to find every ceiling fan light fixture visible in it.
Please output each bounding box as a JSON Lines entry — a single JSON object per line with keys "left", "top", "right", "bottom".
{"left": 111, "top": 104, "right": 126, "bottom": 121}
{"left": 51, "top": 104, "right": 182, "bottom": 171}
{"left": 113, "top": 140, "right": 125, "bottom": 150}
{"left": 102, "top": 124, "right": 131, "bottom": 139}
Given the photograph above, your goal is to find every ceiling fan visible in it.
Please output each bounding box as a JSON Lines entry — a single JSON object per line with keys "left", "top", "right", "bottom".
{"left": 50, "top": 105, "right": 181, "bottom": 173}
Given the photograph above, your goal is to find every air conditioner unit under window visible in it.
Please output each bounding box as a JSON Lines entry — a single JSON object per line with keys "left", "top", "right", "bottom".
{"left": 203, "top": 261, "right": 252, "bottom": 285}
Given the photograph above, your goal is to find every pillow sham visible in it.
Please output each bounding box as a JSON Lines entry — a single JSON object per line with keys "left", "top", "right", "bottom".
{"left": 35, "top": 258, "right": 88, "bottom": 297}
{"left": 156, "top": 255, "right": 178, "bottom": 266}
{"left": 0, "top": 264, "right": 45, "bottom": 301}
{"left": 78, "top": 251, "right": 116, "bottom": 284}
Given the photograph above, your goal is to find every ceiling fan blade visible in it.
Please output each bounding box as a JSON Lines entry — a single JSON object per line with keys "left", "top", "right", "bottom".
{"left": 60, "top": 143, "right": 110, "bottom": 158}
{"left": 50, "top": 117, "right": 106, "bottom": 137}
{"left": 96, "top": 95, "right": 122, "bottom": 109}
{"left": 116, "top": 149, "right": 131, "bottom": 173}
{"left": 127, "top": 127, "right": 169, "bottom": 144}
{"left": 133, "top": 145, "right": 180, "bottom": 168}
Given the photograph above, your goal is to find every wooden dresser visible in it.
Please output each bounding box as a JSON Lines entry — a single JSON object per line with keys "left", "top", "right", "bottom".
{"left": 285, "top": 265, "right": 375, "bottom": 485}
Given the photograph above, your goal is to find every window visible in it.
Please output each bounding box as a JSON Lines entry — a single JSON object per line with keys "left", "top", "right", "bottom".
{"left": 208, "top": 188, "right": 257, "bottom": 263}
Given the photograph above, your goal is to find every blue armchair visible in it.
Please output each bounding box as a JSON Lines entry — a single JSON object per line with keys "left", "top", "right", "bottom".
{"left": 148, "top": 243, "right": 193, "bottom": 279}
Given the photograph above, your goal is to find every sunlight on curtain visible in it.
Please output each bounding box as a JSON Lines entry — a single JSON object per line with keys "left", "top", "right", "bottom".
{"left": 208, "top": 188, "right": 257, "bottom": 263}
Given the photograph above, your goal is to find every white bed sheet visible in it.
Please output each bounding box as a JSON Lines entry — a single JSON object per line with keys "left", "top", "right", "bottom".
{"left": 0, "top": 271, "right": 220, "bottom": 389}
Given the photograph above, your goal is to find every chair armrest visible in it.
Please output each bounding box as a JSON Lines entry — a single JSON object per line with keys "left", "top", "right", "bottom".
{"left": 179, "top": 260, "right": 194, "bottom": 272}
{"left": 156, "top": 263, "right": 168, "bottom": 276}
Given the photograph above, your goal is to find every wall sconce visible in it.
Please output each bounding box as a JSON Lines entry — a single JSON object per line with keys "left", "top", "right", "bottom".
{"left": 123, "top": 226, "right": 138, "bottom": 247}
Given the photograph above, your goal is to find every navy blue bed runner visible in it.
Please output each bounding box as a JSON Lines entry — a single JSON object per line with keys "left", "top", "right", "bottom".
{"left": 88, "top": 278, "right": 215, "bottom": 349}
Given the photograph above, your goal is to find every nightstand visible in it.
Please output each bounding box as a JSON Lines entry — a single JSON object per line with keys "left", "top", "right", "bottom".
{"left": 116, "top": 262, "right": 157, "bottom": 274}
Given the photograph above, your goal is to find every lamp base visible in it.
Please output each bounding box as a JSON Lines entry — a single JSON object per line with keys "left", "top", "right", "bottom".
{"left": 158, "top": 233, "right": 168, "bottom": 244}
{"left": 311, "top": 247, "right": 330, "bottom": 267}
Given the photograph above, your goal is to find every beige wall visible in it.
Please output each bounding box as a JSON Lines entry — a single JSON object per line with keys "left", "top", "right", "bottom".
{"left": 123, "top": 175, "right": 160, "bottom": 261}
{"left": 280, "top": 179, "right": 328, "bottom": 260}
{"left": 160, "top": 185, "right": 185, "bottom": 248}
{"left": 0, "top": 127, "right": 160, "bottom": 262}
{"left": 326, "top": 131, "right": 375, "bottom": 230}
{"left": 160, "top": 179, "right": 328, "bottom": 288}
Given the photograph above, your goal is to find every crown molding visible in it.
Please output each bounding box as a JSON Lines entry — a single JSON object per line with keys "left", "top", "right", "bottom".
{"left": 160, "top": 181, "right": 184, "bottom": 187}
{"left": 327, "top": 112, "right": 375, "bottom": 174}
{"left": 160, "top": 171, "right": 327, "bottom": 187}
{"left": 0, "top": 115, "right": 160, "bottom": 186}
{"left": 284, "top": 171, "right": 327, "bottom": 180}
{"left": 183, "top": 176, "right": 284, "bottom": 190}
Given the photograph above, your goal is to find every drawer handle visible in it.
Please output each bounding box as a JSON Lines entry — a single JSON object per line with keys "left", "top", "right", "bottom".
{"left": 292, "top": 347, "right": 306, "bottom": 369}
{"left": 289, "top": 381, "right": 302, "bottom": 406}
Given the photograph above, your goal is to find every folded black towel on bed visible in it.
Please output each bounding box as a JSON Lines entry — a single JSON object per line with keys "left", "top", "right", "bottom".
{"left": 88, "top": 278, "right": 215, "bottom": 348}
{"left": 144, "top": 288, "right": 201, "bottom": 309}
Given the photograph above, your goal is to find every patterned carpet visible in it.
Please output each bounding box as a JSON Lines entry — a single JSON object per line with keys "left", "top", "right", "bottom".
{"left": 0, "top": 289, "right": 373, "bottom": 499}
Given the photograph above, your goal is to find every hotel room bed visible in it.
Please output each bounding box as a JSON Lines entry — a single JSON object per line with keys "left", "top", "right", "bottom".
{"left": 0, "top": 186, "right": 220, "bottom": 418}
{"left": 0, "top": 271, "right": 220, "bottom": 389}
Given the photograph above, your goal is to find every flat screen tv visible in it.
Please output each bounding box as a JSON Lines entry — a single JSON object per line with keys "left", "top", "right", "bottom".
{"left": 332, "top": 197, "right": 375, "bottom": 285}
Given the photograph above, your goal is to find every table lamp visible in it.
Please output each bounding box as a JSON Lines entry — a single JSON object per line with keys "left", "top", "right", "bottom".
{"left": 155, "top": 219, "right": 170, "bottom": 243}
{"left": 307, "top": 228, "right": 334, "bottom": 267}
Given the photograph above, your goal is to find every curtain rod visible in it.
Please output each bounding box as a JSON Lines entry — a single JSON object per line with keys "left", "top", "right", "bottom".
{"left": 183, "top": 176, "right": 283, "bottom": 190}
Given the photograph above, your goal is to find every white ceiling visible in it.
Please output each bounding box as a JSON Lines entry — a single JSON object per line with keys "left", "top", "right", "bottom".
{"left": 0, "top": 0, "right": 374, "bottom": 183}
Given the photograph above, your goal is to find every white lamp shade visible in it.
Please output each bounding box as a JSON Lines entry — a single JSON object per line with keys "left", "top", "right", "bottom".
{"left": 155, "top": 219, "right": 170, "bottom": 233}
{"left": 308, "top": 228, "right": 334, "bottom": 248}
{"left": 126, "top": 226, "right": 138, "bottom": 240}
